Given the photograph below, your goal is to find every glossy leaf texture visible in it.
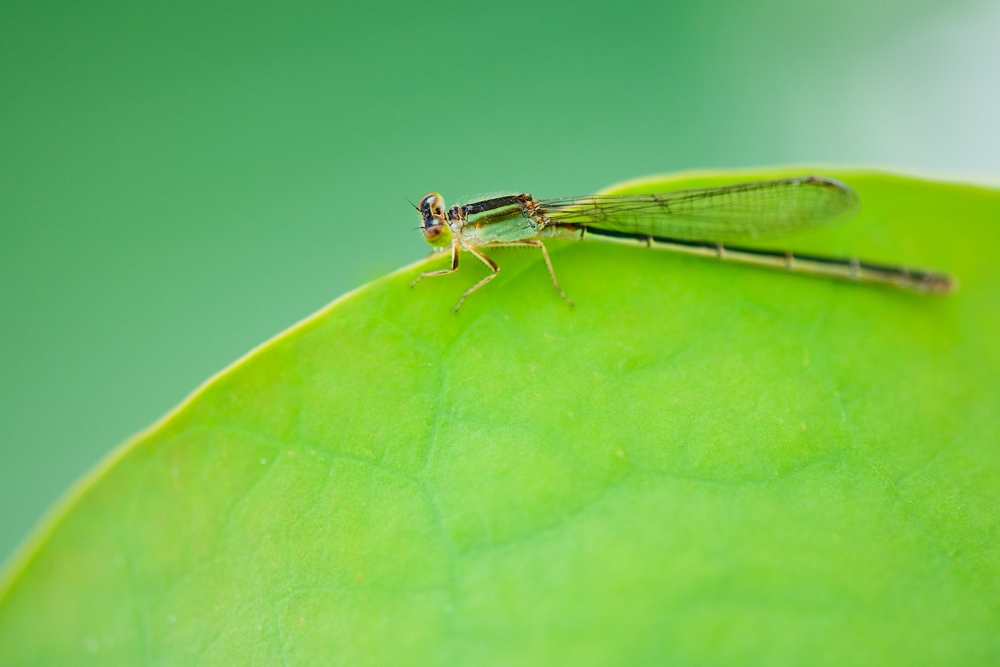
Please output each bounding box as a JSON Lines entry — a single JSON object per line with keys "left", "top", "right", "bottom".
{"left": 1, "top": 169, "right": 999, "bottom": 666}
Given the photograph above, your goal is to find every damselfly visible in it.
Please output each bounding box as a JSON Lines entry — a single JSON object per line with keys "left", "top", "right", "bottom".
{"left": 411, "top": 176, "right": 956, "bottom": 311}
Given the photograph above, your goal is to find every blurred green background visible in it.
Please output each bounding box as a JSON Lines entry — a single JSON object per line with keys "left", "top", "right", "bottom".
{"left": 1, "top": 0, "right": 998, "bottom": 562}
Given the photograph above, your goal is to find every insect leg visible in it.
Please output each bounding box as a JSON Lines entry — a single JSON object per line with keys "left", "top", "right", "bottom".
{"left": 493, "top": 240, "right": 574, "bottom": 307}
{"left": 410, "top": 242, "right": 459, "bottom": 288}
{"left": 454, "top": 246, "right": 499, "bottom": 312}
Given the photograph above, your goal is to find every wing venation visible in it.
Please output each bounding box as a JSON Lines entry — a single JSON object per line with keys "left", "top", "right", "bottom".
{"left": 537, "top": 176, "right": 858, "bottom": 242}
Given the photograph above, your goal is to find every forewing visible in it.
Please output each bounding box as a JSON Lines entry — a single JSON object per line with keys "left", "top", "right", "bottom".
{"left": 537, "top": 177, "right": 859, "bottom": 242}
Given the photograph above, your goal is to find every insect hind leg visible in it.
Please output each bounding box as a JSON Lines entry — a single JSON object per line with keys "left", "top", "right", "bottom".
{"left": 496, "top": 240, "right": 574, "bottom": 307}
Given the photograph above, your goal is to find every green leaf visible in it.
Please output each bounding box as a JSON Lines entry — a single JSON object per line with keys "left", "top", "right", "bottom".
{"left": 2, "top": 169, "right": 999, "bottom": 666}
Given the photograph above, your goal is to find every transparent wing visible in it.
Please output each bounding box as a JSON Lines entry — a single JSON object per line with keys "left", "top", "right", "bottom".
{"left": 537, "top": 176, "right": 859, "bottom": 242}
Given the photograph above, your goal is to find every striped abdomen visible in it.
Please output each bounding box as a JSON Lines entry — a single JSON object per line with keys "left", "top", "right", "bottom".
{"left": 538, "top": 223, "right": 955, "bottom": 293}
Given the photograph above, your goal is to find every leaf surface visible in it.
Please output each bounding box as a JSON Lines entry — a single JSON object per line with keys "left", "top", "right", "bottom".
{"left": 2, "top": 169, "right": 999, "bottom": 666}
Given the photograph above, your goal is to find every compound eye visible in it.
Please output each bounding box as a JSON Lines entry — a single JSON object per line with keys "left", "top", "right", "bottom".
{"left": 418, "top": 192, "right": 446, "bottom": 218}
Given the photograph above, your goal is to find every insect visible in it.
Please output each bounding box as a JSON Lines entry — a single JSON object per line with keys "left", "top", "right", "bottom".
{"left": 410, "top": 176, "right": 956, "bottom": 311}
